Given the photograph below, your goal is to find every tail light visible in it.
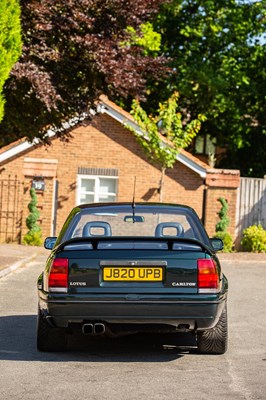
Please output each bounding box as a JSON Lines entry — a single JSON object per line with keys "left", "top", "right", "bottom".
{"left": 48, "top": 258, "right": 69, "bottom": 293}
{"left": 197, "top": 258, "right": 220, "bottom": 293}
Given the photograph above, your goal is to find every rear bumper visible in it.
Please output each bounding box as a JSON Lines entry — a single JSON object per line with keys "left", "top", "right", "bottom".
{"left": 38, "top": 291, "right": 227, "bottom": 331}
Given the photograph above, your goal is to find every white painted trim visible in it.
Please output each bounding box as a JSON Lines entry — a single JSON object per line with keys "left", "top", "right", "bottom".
{"left": 176, "top": 152, "right": 206, "bottom": 178}
{"left": 0, "top": 139, "right": 38, "bottom": 163}
{"left": 98, "top": 103, "right": 146, "bottom": 138}
{"left": 51, "top": 178, "right": 57, "bottom": 236}
{"left": 0, "top": 116, "right": 87, "bottom": 164}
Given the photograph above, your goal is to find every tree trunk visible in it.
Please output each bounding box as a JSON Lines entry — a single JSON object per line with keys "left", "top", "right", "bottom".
{"left": 159, "top": 167, "right": 166, "bottom": 202}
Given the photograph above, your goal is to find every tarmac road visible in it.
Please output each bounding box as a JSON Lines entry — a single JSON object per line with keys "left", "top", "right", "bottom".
{"left": 0, "top": 251, "right": 265, "bottom": 400}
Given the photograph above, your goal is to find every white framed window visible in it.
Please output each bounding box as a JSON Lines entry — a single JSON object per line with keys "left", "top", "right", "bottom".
{"left": 77, "top": 174, "right": 118, "bottom": 205}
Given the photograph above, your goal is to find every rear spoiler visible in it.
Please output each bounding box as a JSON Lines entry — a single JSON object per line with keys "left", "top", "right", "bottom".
{"left": 56, "top": 237, "right": 214, "bottom": 254}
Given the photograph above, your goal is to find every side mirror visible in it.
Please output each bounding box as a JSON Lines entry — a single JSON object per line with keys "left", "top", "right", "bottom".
{"left": 44, "top": 237, "right": 57, "bottom": 250}
{"left": 210, "top": 238, "right": 224, "bottom": 252}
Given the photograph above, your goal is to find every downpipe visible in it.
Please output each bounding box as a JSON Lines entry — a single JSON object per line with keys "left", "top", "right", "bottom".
{"left": 82, "top": 323, "right": 106, "bottom": 335}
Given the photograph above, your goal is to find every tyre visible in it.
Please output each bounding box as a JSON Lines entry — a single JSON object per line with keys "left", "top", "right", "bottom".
{"left": 197, "top": 305, "right": 228, "bottom": 354}
{"left": 37, "top": 307, "right": 67, "bottom": 352}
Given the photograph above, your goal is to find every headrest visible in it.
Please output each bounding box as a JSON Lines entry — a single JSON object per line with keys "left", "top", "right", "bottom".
{"left": 82, "top": 221, "right": 112, "bottom": 237}
{"left": 155, "top": 222, "right": 184, "bottom": 237}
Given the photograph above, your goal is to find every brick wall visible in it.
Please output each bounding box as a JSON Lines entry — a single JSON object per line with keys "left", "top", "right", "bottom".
{"left": 205, "top": 187, "right": 238, "bottom": 238}
{"left": 205, "top": 169, "right": 240, "bottom": 238}
{"left": 0, "top": 114, "right": 239, "bottom": 242}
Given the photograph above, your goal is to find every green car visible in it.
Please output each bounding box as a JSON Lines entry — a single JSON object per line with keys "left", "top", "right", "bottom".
{"left": 37, "top": 202, "right": 228, "bottom": 353}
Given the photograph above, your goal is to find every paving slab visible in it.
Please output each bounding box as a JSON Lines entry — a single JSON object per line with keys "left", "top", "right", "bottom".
{"left": 0, "top": 244, "right": 47, "bottom": 278}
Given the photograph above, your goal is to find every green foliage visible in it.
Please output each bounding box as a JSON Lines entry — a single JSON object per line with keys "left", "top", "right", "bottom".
{"left": 215, "top": 197, "right": 233, "bottom": 252}
{"left": 23, "top": 188, "right": 42, "bottom": 246}
{"left": 151, "top": 0, "right": 266, "bottom": 177}
{"left": 0, "top": 0, "right": 167, "bottom": 144}
{"left": 122, "top": 22, "right": 161, "bottom": 55}
{"left": 0, "top": 0, "right": 22, "bottom": 121}
{"left": 215, "top": 197, "right": 230, "bottom": 233}
{"left": 241, "top": 224, "right": 266, "bottom": 253}
{"left": 2, "top": 0, "right": 266, "bottom": 178}
{"left": 25, "top": 188, "right": 40, "bottom": 230}
{"left": 23, "top": 230, "right": 43, "bottom": 247}
{"left": 130, "top": 92, "right": 206, "bottom": 170}
{"left": 129, "top": 92, "right": 206, "bottom": 201}
{"left": 215, "top": 232, "right": 233, "bottom": 254}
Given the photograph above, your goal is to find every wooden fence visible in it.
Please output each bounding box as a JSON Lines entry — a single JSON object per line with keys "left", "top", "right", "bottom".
{"left": 235, "top": 177, "right": 266, "bottom": 246}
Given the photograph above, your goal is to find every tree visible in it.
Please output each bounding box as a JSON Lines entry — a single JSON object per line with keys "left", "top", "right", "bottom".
{"left": 129, "top": 92, "right": 206, "bottom": 201}
{"left": 0, "top": 0, "right": 22, "bottom": 122}
{"left": 0, "top": 0, "right": 170, "bottom": 145}
{"left": 215, "top": 197, "right": 233, "bottom": 252}
{"left": 23, "top": 188, "right": 42, "bottom": 246}
{"left": 150, "top": 0, "right": 266, "bottom": 177}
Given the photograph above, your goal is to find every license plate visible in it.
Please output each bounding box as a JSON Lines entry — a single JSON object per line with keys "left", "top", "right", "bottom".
{"left": 103, "top": 267, "right": 163, "bottom": 281}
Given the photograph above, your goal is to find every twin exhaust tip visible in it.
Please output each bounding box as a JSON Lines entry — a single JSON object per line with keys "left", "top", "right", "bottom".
{"left": 82, "top": 323, "right": 106, "bottom": 335}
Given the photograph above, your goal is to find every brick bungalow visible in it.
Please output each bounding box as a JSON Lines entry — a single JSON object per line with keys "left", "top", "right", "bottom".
{"left": 0, "top": 96, "right": 240, "bottom": 243}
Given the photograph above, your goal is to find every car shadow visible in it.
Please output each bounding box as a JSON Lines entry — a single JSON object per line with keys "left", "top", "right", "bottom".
{"left": 0, "top": 315, "right": 197, "bottom": 362}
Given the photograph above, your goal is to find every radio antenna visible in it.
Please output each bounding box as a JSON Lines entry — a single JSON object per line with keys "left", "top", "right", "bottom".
{"left": 133, "top": 177, "right": 136, "bottom": 206}
{"left": 132, "top": 176, "right": 136, "bottom": 221}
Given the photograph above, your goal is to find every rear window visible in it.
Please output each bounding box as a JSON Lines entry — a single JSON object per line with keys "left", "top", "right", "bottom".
{"left": 60, "top": 204, "right": 208, "bottom": 243}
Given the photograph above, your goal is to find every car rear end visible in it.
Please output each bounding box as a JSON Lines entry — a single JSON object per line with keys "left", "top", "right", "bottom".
{"left": 37, "top": 203, "right": 228, "bottom": 353}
